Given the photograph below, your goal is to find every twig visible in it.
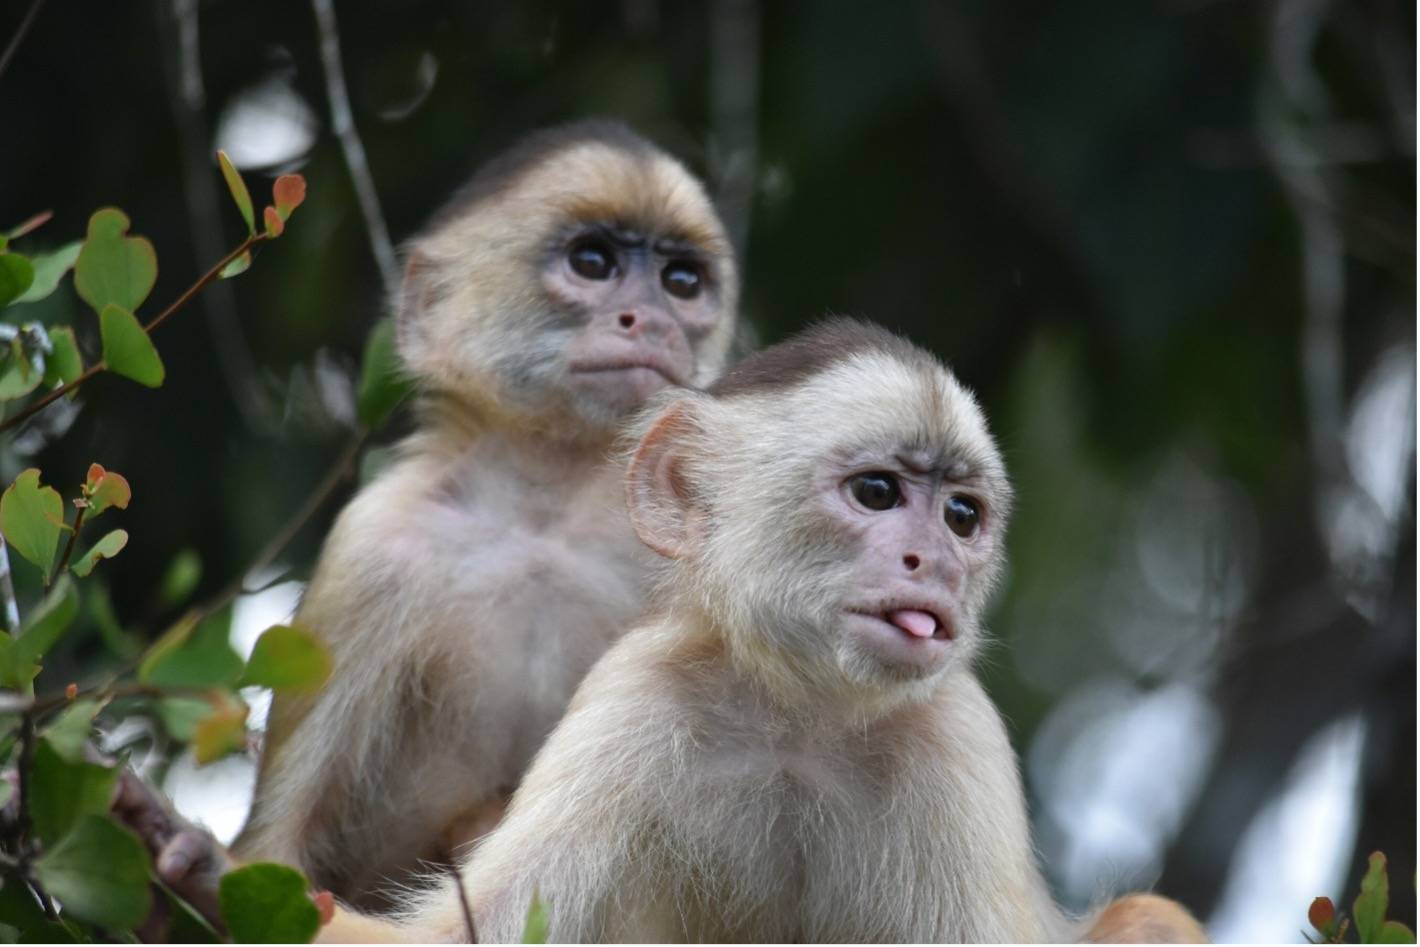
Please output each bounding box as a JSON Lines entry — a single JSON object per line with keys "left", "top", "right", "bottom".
{"left": 0, "top": 536, "right": 20, "bottom": 632}
{"left": 51, "top": 503, "right": 85, "bottom": 587}
{"left": 442, "top": 849, "right": 478, "bottom": 943}
{"left": 310, "top": 0, "right": 400, "bottom": 295}
{"left": 0, "top": 0, "right": 46, "bottom": 83}
{"left": 14, "top": 712, "right": 57, "bottom": 921}
{"left": 157, "top": 0, "right": 269, "bottom": 429}
{"left": 0, "top": 232, "right": 266, "bottom": 434}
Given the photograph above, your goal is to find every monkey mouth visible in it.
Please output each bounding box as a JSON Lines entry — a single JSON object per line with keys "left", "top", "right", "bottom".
{"left": 847, "top": 606, "right": 955, "bottom": 642}
{"left": 568, "top": 356, "right": 685, "bottom": 386}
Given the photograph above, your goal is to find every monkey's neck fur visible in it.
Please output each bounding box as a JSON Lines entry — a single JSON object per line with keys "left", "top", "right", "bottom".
{"left": 409, "top": 392, "right": 621, "bottom": 474}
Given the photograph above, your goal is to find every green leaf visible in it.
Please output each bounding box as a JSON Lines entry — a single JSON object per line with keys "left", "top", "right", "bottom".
{"left": 41, "top": 327, "right": 83, "bottom": 388}
{"left": 163, "top": 885, "right": 223, "bottom": 944}
{"left": 156, "top": 696, "right": 211, "bottom": 741}
{"left": 99, "top": 304, "right": 164, "bottom": 387}
{"left": 240, "top": 625, "right": 332, "bottom": 693}
{"left": 357, "top": 317, "right": 412, "bottom": 428}
{"left": 0, "top": 880, "right": 51, "bottom": 933}
{"left": 41, "top": 699, "right": 99, "bottom": 763}
{"left": 0, "top": 339, "right": 43, "bottom": 401}
{"left": 1354, "top": 852, "right": 1390, "bottom": 943}
{"left": 16, "top": 576, "right": 79, "bottom": 666}
{"left": 219, "top": 250, "right": 252, "bottom": 280}
{"left": 0, "top": 254, "right": 34, "bottom": 308}
{"left": 34, "top": 814, "right": 151, "bottom": 930}
{"left": 191, "top": 692, "right": 248, "bottom": 764}
{"left": 0, "top": 469, "right": 64, "bottom": 574}
{"left": 521, "top": 891, "right": 548, "bottom": 944}
{"left": 29, "top": 740, "right": 118, "bottom": 845}
{"left": 88, "top": 581, "right": 142, "bottom": 659}
{"left": 138, "top": 611, "right": 243, "bottom": 689}
{"left": 219, "top": 863, "right": 320, "bottom": 944}
{"left": 158, "top": 549, "right": 202, "bottom": 606}
{"left": 217, "top": 152, "right": 256, "bottom": 236}
{"left": 71, "top": 528, "right": 128, "bottom": 577}
{"left": 73, "top": 208, "right": 157, "bottom": 315}
{"left": 15, "top": 241, "right": 82, "bottom": 305}
{"left": 1378, "top": 921, "right": 1416, "bottom": 943}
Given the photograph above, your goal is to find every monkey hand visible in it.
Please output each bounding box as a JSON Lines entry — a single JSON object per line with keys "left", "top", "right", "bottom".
{"left": 110, "top": 767, "right": 235, "bottom": 935}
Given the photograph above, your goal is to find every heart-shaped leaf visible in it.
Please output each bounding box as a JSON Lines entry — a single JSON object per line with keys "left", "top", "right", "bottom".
{"left": 191, "top": 692, "right": 249, "bottom": 764}
{"left": 0, "top": 253, "right": 35, "bottom": 307}
{"left": 218, "top": 151, "right": 256, "bottom": 235}
{"left": 74, "top": 209, "right": 157, "bottom": 315}
{"left": 138, "top": 610, "right": 243, "bottom": 688}
{"left": 240, "top": 625, "right": 332, "bottom": 693}
{"left": 34, "top": 814, "right": 152, "bottom": 931}
{"left": 72, "top": 528, "right": 128, "bottom": 577}
{"left": 29, "top": 740, "right": 119, "bottom": 847}
{"left": 219, "top": 863, "right": 320, "bottom": 944}
{"left": 16, "top": 240, "right": 82, "bottom": 304}
{"left": 100, "top": 303, "right": 165, "bottom": 387}
{"left": 0, "top": 468, "right": 65, "bottom": 573}
{"left": 41, "top": 326, "right": 84, "bottom": 389}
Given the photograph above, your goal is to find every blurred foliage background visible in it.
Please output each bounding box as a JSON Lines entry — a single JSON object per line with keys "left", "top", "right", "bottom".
{"left": 0, "top": 1, "right": 1413, "bottom": 940}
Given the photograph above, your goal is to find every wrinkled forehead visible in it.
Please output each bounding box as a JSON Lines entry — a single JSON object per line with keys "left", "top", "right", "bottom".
{"left": 510, "top": 143, "right": 728, "bottom": 253}
{"left": 723, "top": 350, "right": 1003, "bottom": 477}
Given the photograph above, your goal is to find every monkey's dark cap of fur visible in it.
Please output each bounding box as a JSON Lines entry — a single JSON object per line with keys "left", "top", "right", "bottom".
{"left": 709, "top": 317, "right": 938, "bottom": 398}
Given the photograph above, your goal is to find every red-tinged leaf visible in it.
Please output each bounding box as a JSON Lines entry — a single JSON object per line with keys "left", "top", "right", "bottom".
{"left": 191, "top": 695, "right": 248, "bottom": 764}
{"left": 84, "top": 464, "right": 131, "bottom": 516}
{"left": 7, "top": 210, "right": 53, "bottom": 240}
{"left": 217, "top": 151, "right": 255, "bottom": 236}
{"left": 273, "top": 175, "right": 306, "bottom": 220}
{"left": 1310, "top": 897, "right": 1337, "bottom": 934}
{"left": 263, "top": 206, "right": 285, "bottom": 238}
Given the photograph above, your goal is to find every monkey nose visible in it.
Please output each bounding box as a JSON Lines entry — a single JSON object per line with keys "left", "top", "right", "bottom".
{"left": 902, "top": 554, "right": 921, "bottom": 571}
{"left": 618, "top": 312, "right": 637, "bottom": 329}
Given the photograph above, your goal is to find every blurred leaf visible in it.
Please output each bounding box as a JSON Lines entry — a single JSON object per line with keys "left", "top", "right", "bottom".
{"left": 357, "top": 317, "right": 412, "bottom": 428}
{"left": 219, "top": 863, "right": 320, "bottom": 944}
{"left": 0, "top": 469, "right": 64, "bottom": 574}
{"left": 1355, "top": 852, "right": 1390, "bottom": 943}
{"left": 262, "top": 206, "right": 284, "bottom": 238}
{"left": 40, "top": 327, "right": 83, "bottom": 389}
{"left": 73, "top": 208, "right": 157, "bottom": 315}
{"left": 7, "top": 212, "right": 52, "bottom": 240}
{"left": 88, "top": 581, "right": 142, "bottom": 659}
{"left": 191, "top": 692, "right": 248, "bottom": 764}
{"left": 163, "top": 886, "right": 223, "bottom": 944}
{"left": 158, "top": 549, "right": 202, "bottom": 606}
{"left": 41, "top": 698, "right": 98, "bottom": 763}
{"left": 272, "top": 175, "right": 306, "bottom": 220}
{"left": 71, "top": 528, "right": 128, "bottom": 577}
{"left": 0, "top": 254, "right": 34, "bottom": 308}
{"left": 155, "top": 696, "right": 211, "bottom": 741}
{"left": 217, "top": 152, "right": 255, "bottom": 236}
{"left": 1378, "top": 921, "right": 1415, "bottom": 943}
{"left": 15, "top": 241, "right": 81, "bottom": 304}
{"left": 522, "top": 891, "right": 548, "bottom": 943}
{"left": 138, "top": 610, "right": 243, "bottom": 688}
{"left": 16, "top": 575, "right": 79, "bottom": 663}
{"left": 34, "top": 814, "right": 151, "bottom": 930}
{"left": 29, "top": 740, "right": 117, "bottom": 845}
{"left": 99, "top": 304, "right": 164, "bottom": 387}
{"left": 239, "top": 625, "right": 331, "bottom": 693}
{"left": 83, "top": 463, "right": 132, "bottom": 517}
{"left": 220, "top": 251, "right": 252, "bottom": 280}
{"left": 0, "top": 881, "right": 50, "bottom": 932}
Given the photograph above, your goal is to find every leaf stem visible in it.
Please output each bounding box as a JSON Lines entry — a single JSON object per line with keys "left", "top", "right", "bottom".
{"left": 0, "top": 233, "right": 267, "bottom": 435}
{"left": 12, "top": 710, "right": 56, "bottom": 920}
{"left": 51, "top": 503, "right": 85, "bottom": 587}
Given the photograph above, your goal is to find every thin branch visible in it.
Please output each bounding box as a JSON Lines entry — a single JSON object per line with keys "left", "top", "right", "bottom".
{"left": 0, "top": 0, "right": 46, "bottom": 83}
{"left": 14, "top": 712, "right": 56, "bottom": 921}
{"left": 310, "top": 0, "right": 400, "bottom": 296}
{"left": 0, "top": 232, "right": 265, "bottom": 434}
{"left": 51, "top": 502, "right": 85, "bottom": 587}
{"left": 156, "top": 0, "right": 270, "bottom": 429}
{"left": 0, "top": 537, "right": 19, "bottom": 633}
{"left": 441, "top": 848, "right": 478, "bottom": 943}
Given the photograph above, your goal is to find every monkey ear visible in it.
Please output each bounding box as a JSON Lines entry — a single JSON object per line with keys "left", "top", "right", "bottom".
{"left": 395, "top": 250, "right": 436, "bottom": 369}
{"left": 626, "top": 399, "right": 705, "bottom": 559}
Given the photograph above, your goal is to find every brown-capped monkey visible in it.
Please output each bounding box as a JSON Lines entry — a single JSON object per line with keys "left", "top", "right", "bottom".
{"left": 316, "top": 319, "right": 1205, "bottom": 942}
{"left": 231, "top": 120, "right": 740, "bottom": 908}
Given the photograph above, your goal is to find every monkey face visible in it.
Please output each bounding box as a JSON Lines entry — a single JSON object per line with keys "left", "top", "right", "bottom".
{"left": 544, "top": 223, "right": 727, "bottom": 420}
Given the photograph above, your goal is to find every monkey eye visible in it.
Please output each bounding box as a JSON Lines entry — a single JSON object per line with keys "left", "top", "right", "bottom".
{"left": 568, "top": 238, "right": 617, "bottom": 280}
{"left": 848, "top": 472, "right": 902, "bottom": 511}
{"left": 661, "top": 261, "right": 703, "bottom": 300}
{"left": 945, "top": 495, "right": 980, "bottom": 538}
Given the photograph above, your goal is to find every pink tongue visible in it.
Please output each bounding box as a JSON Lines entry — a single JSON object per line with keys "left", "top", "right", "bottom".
{"left": 888, "top": 609, "right": 938, "bottom": 638}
